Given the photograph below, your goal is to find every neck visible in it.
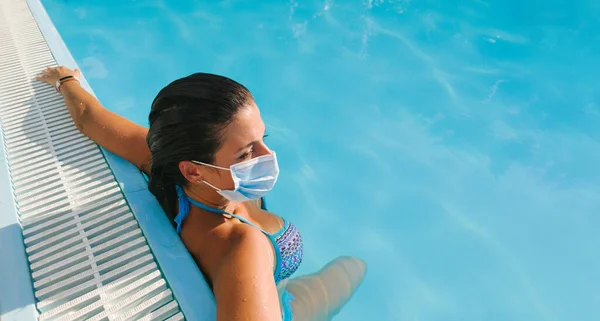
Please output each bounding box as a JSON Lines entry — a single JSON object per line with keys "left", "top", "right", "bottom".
{"left": 183, "top": 184, "right": 238, "bottom": 212}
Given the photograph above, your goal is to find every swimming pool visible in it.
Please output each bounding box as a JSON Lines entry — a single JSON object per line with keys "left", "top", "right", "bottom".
{"left": 42, "top": 0, "right": 600, "bottom": 320}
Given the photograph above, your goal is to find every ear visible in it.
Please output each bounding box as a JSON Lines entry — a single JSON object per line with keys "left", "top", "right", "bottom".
{"left": 179, "top": 161, "right": 203, "bottom": 184}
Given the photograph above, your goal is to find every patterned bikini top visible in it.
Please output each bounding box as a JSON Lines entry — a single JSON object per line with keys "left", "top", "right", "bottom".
{"left": 174, "top": 186, "right": 303, "bottom": 284}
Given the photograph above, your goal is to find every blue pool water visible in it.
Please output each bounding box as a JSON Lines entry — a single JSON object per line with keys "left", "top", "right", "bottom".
{"left": 43, "top": 0, "right": 600, "bottom": 320}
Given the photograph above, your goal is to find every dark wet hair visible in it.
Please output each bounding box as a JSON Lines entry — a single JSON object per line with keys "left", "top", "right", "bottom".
{"left": 146, "top": 72, "right": 253, "bottom": 222}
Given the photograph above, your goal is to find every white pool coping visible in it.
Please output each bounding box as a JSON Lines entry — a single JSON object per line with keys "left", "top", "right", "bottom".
{"left": 0, "top": 0, "right": 216, "bottom": 320}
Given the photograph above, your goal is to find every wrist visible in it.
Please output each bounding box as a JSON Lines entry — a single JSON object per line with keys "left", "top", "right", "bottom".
{"left": 56, "top": 76, "right": 80, "bottom": 93}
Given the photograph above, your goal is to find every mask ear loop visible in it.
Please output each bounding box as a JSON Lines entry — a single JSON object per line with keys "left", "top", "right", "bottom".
{"left": 200, "top": 179, "right": 222, "bottom": 192}
{"left": 190, "top": 160, "right": 229, "bottom": 192}
{"left": 191, "top": 160, "right": 230, "bottom": 171}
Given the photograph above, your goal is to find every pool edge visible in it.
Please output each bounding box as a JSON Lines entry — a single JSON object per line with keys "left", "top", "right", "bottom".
{"left": 19, "top": 1, "right": 217, "bottom": 320}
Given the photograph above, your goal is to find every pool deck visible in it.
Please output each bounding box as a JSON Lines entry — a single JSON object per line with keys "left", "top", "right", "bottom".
{"left": 0, "top": 0, "right": 215, "bottom": 320}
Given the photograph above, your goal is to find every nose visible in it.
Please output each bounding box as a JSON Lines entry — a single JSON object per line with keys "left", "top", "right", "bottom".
{"left": 254, "top": 141, "right": 272, "bottom": 157}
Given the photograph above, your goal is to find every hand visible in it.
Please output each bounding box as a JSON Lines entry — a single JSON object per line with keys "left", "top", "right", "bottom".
{"left": 35, "top": 66, "right": 81, "bottom": 87}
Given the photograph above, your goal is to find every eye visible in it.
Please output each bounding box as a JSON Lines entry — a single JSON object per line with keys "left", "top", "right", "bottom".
{"left": 238, "top": 146, "right": 254, "bottom": 160}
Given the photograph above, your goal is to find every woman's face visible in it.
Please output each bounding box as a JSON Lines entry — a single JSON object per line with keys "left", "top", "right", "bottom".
{"left": 198, "top": 101, "right": 271, "bottom": 191}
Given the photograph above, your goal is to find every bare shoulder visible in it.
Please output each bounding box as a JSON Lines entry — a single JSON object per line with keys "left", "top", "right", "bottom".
{"left": 183, "top": 219, "right": 274, "bottom": 282}
{"left": 214, "top": 223, "right": 276, "bottom": 281}
{"left": 222, "top": 223, "right": 273, "bottom": 260}
{"left": 212, "top": 223, "right": 281, "bottom": 320}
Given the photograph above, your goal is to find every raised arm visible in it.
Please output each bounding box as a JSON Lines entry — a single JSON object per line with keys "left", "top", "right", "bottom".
{"left": 36, "top": 66, "right": 151, "bottom": 174}
{"left": 212, "top": 227, "right": 282, "bottom": 321}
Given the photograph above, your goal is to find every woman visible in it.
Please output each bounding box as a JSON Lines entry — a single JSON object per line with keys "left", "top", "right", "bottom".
{"left": 36, "top": 66, "right": 366, "bottom": 321}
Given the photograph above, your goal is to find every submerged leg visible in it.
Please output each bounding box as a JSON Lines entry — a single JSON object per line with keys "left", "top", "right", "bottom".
{"left": 281, "top": 256, "right": 367, "bottom": 321}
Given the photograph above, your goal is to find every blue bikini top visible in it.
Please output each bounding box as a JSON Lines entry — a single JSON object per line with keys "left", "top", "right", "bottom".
{"left": 174, "top": 185, "right": 303, "bottom": 284}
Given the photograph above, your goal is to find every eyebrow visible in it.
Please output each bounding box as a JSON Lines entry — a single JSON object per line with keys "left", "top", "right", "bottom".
{"left": 235, "top": 141, "right": 256, "bottom": 154}
{"left": 234, "top": 126, "right": 267, "bottom": 154}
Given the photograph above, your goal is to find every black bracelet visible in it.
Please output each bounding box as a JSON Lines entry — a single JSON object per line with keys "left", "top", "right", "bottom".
{"left": 58, "top": 75, "right": 75, "bottom": 82}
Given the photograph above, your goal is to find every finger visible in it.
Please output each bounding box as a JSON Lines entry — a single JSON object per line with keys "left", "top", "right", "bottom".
{"left": 74, "top": 68, "right": 81, "bottom": 78}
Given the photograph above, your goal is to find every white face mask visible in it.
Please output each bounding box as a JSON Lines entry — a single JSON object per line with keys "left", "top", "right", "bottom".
{"left": 192, "top": 152, "right": 280, "bottom": 202}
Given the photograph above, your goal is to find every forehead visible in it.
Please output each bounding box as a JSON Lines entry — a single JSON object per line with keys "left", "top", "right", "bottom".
{"left": 219, "top": 103, "right": 264, "bottom": 149}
